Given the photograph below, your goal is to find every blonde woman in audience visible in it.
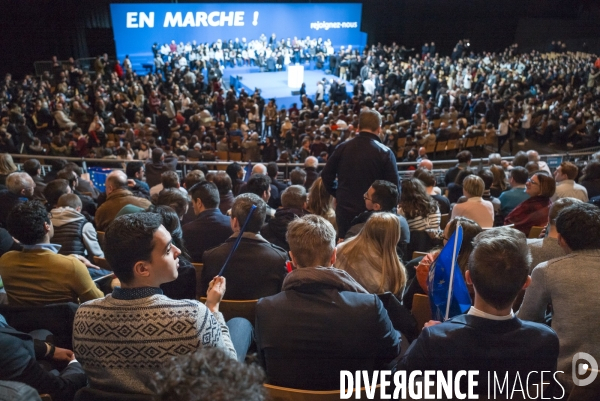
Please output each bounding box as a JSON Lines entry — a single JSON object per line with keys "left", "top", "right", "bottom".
{"left": 307, "top": 177, "right": 337, "bottom": 234}
{"left": 398, "top": 178, "right": 440, "bottom": 231}
{"left": 335, "top": 212, "right": 407, "bottom": 297}
{"left": 0, "top": 153, "right": 17, "bottom": 186}
{"left": 451, "top": 175, "right": 494, "bottom": 228}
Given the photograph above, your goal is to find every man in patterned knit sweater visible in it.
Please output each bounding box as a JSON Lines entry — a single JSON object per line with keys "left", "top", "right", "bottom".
{"left": 73, "top": 213, "right": 237, "bottom": 395}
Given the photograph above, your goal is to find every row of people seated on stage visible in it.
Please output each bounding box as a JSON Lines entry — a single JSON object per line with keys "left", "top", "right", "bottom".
{"left": 2, "top": 195, "right": 598, "bottom": 398}
{"left": 152, "top": 36, "right": 341, "bottom": 71}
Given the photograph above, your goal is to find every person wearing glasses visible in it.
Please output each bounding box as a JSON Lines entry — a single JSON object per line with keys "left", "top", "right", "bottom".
{"left": 504, "top": 172, "right": 556, "bottom": 236}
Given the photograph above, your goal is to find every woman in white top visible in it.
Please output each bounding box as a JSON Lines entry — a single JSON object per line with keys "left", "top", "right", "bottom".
{"left": 398, "top": 179, "right": 441, "bottom": 231}
{"left": 451, "top": 175, "right": 494, "bottom": 228}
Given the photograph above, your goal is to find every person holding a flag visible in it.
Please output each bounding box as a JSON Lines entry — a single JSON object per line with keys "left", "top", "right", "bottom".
{"left": 398, "top": 227, "right": 559, "bottom": 395}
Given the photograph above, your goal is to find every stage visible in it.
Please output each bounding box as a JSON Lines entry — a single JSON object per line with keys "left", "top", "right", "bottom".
{"left": 225, "top": 66, "right": 354, "bottom": 107}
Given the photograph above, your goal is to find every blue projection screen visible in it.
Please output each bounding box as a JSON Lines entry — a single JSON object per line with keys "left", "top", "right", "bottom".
{"left": 110, "top": 3, "right": 366, "bottom": 69}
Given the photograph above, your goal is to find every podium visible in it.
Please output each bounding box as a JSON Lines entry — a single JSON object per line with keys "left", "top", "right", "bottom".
{"left": 287, "top": 65, "right": 304, "bottom": 88}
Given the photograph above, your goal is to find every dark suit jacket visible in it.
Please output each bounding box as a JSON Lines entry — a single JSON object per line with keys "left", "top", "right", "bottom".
{"left": 0, "top": 326, "right": 87, "bottom": 401}
{"left": 398, "top": 314, "right": 559, "bottom": 394}
{"left": 0, "top": 191, "right": 25, "bottom": 228}
{"left": 256, "top": 284, "right": 401, "bottom": 390}
{"left": 145, "top": 159, "right": 177, "bottom": 188}
{"left": 182, "top": 209, "right": 233, "bottom": 263}
{"left": 303, "top": 167, "right": 319, "bottom": 191}
{"left": 200, "top": 233, "right": 288, "bottom": 299}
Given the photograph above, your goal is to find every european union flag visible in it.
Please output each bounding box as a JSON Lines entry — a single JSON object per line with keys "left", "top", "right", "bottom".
{"left": 427, "top": 224, "right": 471, "bottom": 321}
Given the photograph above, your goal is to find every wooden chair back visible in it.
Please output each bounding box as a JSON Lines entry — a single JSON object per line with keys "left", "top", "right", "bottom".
{"left": 264, "top": 384, "right": 381, "bottom": 401}
{"left": 199, "top": 297, "right": 258, "bottom": 323}
{"left": 440, "top": 213, "right": 450, "bottom": 230}
{"left": 192, "top": 263, "right": 204, "bottom": 298}
{"left": 93, "top": 256, "right": 112, "bottom": 271}
{"left": 435, "top": 141, "right": 447, "bottom": 152}
{"left": 412, "top": 294, "right": 432, "bottom": 332}
{"left": 528, "top": 226, "right": 545, "bottom": 239}
{"left": 96, "top": 231, "right": 105, "bottom": 251}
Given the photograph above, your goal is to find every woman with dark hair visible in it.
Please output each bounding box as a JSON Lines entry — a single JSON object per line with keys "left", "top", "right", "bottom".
{"left": 226, "top": 162, "right": 245, "bottom": 196}
{"left": 489, "top": 164, "right": 509, "bottom": 198}
{"left": 146, "top": 205, "right": 196, "bottom": 300}
{"left": 398, "top": 178, "right": 440, "bottom": 231}
{"left": 580, "top": 161, "right": 600, "bottom": 199}
{"left": 505, "top": 172, "right": 556, "bottom": 236}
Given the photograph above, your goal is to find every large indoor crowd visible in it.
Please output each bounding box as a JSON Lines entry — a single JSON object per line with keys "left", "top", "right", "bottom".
{"left": 0, "top": 39, "right": 599, "bottom": 401}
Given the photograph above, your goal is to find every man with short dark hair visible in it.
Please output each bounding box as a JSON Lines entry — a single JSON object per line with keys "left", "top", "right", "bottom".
{"left": 22, "top": 158, "right": 46, "bottom": 201}
{"left": 245, "top": 174, "right": 275, "bottom": 219}
{"left": 73, "top": 213, "right": 239, "bottom": 395}
{"left": 322, "top": 109, "right": 399, "bottom": 238}
{"left": 518, "top": 203, "right": 600, "bottom": 393}
{"left": 255, "top": 214, "right": 400, "bottom": 390}
{"left": 56, "top": 169, "right": 97, "bottom": 216}
{"left": 201, "top": 193, "right": 288, "bottom": 300}
{"left": 261, "top": 185, "right": 309, "bottom": 251}
{"left": 145, "top": 147, "right": 177, "bottom": 188}
{"left": 150, "top": 170, "right": 187, "bottom": 196}
{"left": 400, "top": 227, "right": 559, "bottom": 395}
{"left": 346, "top": 180, "right": 410, "bottom": 259}
{"left": 125, "top": 161, "right": 149, "bottom": 192}
{"left": 43, "top": 179, "right": 71, "bottom": 209}
{"left": 182, "top": 181, "right": 233, "bottom": 263}
{"left": 0, "top": 201, "right": 103, "bottom": 305}
{"left": 499, "top": 166, "right": 530, "bottom": 216}
{"left": 444, "top": 150, "right": 472, "bottom": 186}
{"left": 213, "top": 171, "right": 235, "bottom": 215}
{"left": 95, "top": 170, "right": 152, "bottom": 231}
{"left": 551, "top": 161, "right": 588, "bottom": 202}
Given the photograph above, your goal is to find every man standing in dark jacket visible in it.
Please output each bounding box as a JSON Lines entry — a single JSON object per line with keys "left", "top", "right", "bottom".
{"left": 321, "top": 109, "right": 399, "bottom": 238}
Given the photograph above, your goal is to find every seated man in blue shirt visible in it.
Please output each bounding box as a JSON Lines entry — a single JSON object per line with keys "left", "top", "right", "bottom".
{"left": 398, "top": 227, "right": 559, "bottom": 396}
{"left": 499, "top": 167, "right": 529, "bottom": 217}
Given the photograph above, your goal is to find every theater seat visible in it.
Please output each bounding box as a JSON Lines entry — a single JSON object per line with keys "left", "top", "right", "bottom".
{"left": 199, "top": 297, "right": 257, "bottom": 323}
{"left": 264, "top": 384, "right": 382, "bottom": 401}
{"left": 412, "top": 294, "right": 432, "bottom": 332}
{"left": 73, "top": 388, "right": 154, "bottom": 401}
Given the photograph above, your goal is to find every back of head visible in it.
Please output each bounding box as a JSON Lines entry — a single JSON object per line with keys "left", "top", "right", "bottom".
{"left": 400, "top": 178, "right": 435, "bottom": 218}
{"left": 549, "top": 197, "right": 582, "bottom": 226}
{"left": 7, "top": 200, "right": 50, "bottom": 245}
{"left": 469, "top": 227, "right": 531, "bottom": 309}
{"left": 212, "top": 171, "right": 232, "bottom": 195}
{"left": 413, "top": 168, "right": 436, "bottom": 188}
{"left": 475, "top": 168, "right": 493, "bottom": 190}
{"left": 266, "top": 162, "right": 278, "bottom": 179}
{"left": 358, "top": 109, "right": 381, "bottom": 132}
{"left": 126, "top": 161, "right": 144, "bottom": 179}
{"left": 281, "top": 185, "right": 307, "bottom": 209}
{"left": 106, "top": 170, "right": 128, "bottom": 191}
{"left": 456, "top": 150, "right": 472, "bottom": 164}
{"left": 583, "top": 161, "right": 600, "bottom": 181}
{"left": 463, "top": 175, "right": 485, "bottom": 197}
{"left": 444, "top": 217, "right": 483, "bottom": 276}
{"left": 534, "top": 172, "right": 556, "bottom": 198}
{"left": 304, "top": 156, "right": 318, "bottom": 169}
{"left": 488, "top": 153, "right": 502, "bottom": 166}
{"left": 246, "top": 174, "right": 270, "bottom": 198}
{"left": 510, "top": 166, "right": 528, "bottom": 185}
{"left": 252, "top": 163, "right": 267, "bottom": 176}
{"left": 23, "top": 159, "right": 41, "bottom": 177}
{"left": 153, "top": 188, "right": 188, "bottom": 218}
{"left": 161, "top": 171, "right": 180, "bottom": 189}
{"left": 57, "top": 169, "right": 77, "bottom": 187}
{"left": 105, "top": 213, "right": 163, "bottom": 284}
{"left": 286, "top": 214, "right": 335, "bottom": 268}
{"left": 560, "top": 161, "right": 578, "bottom": 180}
{"left": 290, "top": 168, "right": 307, "bottom": 185}
{"left": 152, "top": 147, "right": 164, "bottom": 163}
{"left": 6, "top": 172, "right": 34, "bottom": 195}
{"left": 556, "top": 203, "right": 600, "bottom": 251}
{"left": 527, "top": 150, "right": 540, "bottom": 162}
{"left": 184, "top": 170, "right": 205, "bottom": 190}
{"left": 0, "top": 153, "right": 17, "bottom": 175}
{"left": 152, "top": 347, "right": 266, "bottom": 401}
{"left": 512, "top": 151, "right": 529, "bottom": 167}
{"left": 371, "top": 180, "right": 399, "bottom": 211}
{"left": 43, "top": 179, "right": 70, "bottom": 207}
{"left": 57, "top": 193, "right": 82, "bottom": 210}
{"left": 190, "top": 181, "right": 220, "bottom": 209}
{"left": 226, "top": 162, "right": 242, "bottom": 182}
{"left": 231, "top": 193, "right": 267, "bottom": 233}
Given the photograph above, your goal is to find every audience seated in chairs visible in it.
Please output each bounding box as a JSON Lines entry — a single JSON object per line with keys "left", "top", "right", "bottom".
{"left": 399, "top": 226, "right": 559, "bottom": 396}
{"left": 255, "top": 215, "right": 401, "bottom": 390}
{"left": 73, "top": 213, "right": 251, "bottom": 396}
{"left": 200, "top": 193, "right": 288, "bottom": 300}
{"left": 518, "top": 203, "right": 600, "bottom": 396}
{"left": 336, "top": 212, "right": 407, "bottom": 298}
{"left": 0, "top": 201, "right": 103, "bottom": 306}
{"left": 0, "top": 313, "right": 87, "bottom": 401}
